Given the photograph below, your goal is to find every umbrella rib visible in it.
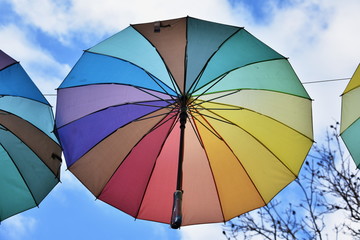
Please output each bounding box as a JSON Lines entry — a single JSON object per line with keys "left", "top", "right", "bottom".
{"left": 187, "top": 115, "right": 205, "bottom": 148}
{"left": 56, "top": 100, "right": 175, "bottom": 131}
{"left": 135, "top": 86, "right": 177, "bottom": 105}
{"left": 188, "top": 57, "right": 287, "bottom": 98}
{"left": 146, "top": 73, "right": 179, "bottom": 101}
{"left": 190, "top": 89, "right": 240, "bottom": 107}
{"left": 189, "top": 114, "right": 224, "bottom": 140}
{"left": 189, "top": 73, "right": 228, "bottom": 105}
{"left": 0, "top": 60, "right": 18, "bottom": 71}
{"left": 133, "top": 107, "right": 178, "bottom": 123}
{"left": 186, "top": 28, "right": 242, "bottom": 95}
{"left": 0, "top": 140, "right": 40, "bottom": 207}
{"left": 127, "top": 28, "right": 182, "bottom": 95}
{"left": 189, "top": 109, "right": 236, "bottom": 127}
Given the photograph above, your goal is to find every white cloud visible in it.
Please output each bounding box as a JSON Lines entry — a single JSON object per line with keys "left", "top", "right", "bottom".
{"left": 230, "top": 0, "right": 360, "bottom": 139}
{"left": 0, "top": 215, "right": 37, "bottom": 240}
{"left": 180, "top": 223, "right": 225, "bottom": 240}
{"left": 6, "top": 0, "right": 235, "bottom": 45}
{"left": 0, "top": 23, "right": 70, "bottom": 102}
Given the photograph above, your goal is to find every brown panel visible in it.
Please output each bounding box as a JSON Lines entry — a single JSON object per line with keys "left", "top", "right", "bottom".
{"left": 69, "top": 108, "right": 172, "bottom": 196}
{"left": 133, "top": 17, "right": 187, "bottom": 93}
{"left": 0, "top": 110, "right": 62, "bottom": 177}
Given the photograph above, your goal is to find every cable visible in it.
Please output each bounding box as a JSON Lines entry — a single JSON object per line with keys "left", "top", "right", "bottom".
{"left": 42, "top": 78, "right": 352, "bottom": 96}
{"left": 302, "top": 78, "right": 350, "bottom": 85}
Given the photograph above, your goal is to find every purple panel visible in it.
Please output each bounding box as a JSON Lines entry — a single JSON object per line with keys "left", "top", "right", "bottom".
{"left": 58, "top": 100, "right": 174, "bottom": 166}
{"left": 0, "top": 50, "right": 17, "bottom": 70}
{"left": 98, "top": 113, "right": 177, "bottom": 216}
{"left": 56, "top": 84, "right": 174, "bottom": 128}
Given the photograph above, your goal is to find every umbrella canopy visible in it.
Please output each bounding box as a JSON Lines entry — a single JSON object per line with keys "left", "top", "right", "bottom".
{"left": 0, "top": 50, "right": 62, "bottom": 221}
{"left": 341, "top": 64, "right": 360, "bottom": 168}
{"left": 55, "top": 16, "right": 313, "bottom": 228}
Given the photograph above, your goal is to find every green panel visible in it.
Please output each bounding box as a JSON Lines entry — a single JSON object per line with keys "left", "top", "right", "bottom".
{"left": 0, "top": 144, "right": 35, "bottom": 221}
{"left": 185, "top": 17, "right": 239, "bottom": 92}
{"left": 88, "top": 26, "right": 177, "bottom": 93}
{"left": 193, "top": 59, "right": 310, "bottom": 98}
{"left": 190, "top": 29, "right": 285, "bottom": 93}
{"left": 341, "top": 119, "right": 360, "bottom": 167}
{"left": 0, "top": 129, "right": 58, "bottom": 205}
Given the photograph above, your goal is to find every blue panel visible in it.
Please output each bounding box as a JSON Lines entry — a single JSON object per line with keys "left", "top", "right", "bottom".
{"left": 59, "top": 52, "right": 177, "bottom": 96}
{"left": 88, "top": 26, "right": 178, "bottom": 94}
{"left": 0, "top": 63, "right": 48, "bottom": 104}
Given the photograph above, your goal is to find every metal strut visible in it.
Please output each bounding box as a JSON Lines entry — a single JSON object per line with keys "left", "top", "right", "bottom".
{"left": 171, "top": 95, "right": 188, "bottom": 229}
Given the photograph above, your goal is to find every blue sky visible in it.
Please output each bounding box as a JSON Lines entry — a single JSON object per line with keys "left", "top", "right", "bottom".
{"left": 0, "top": 0, "right": 359, "bottom": 239}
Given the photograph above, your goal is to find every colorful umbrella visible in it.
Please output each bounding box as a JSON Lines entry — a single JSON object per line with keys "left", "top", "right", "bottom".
{"left": 0, "top": 50, "right": 62, "bottom": 221}
{"left": 340, "top": 64, "right": 360, "bottom": 168}
{"left": 55, "top": 16, "right": 313, "bottom": 228}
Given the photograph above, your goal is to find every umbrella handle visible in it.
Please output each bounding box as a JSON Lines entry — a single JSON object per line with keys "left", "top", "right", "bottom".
{"left": 170, "top": 190, "right": 183, "bottom": 229}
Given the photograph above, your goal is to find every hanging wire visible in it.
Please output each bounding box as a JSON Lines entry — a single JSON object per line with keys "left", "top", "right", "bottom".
{"left": 43, "top": 77, "right": 352, "bottom": 96}
{"left": 302, "top": 77, "right": 350, "bottom": 85}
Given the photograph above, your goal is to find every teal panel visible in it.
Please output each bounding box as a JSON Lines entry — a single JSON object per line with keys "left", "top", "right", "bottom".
{"left": 0, "top": 144, "right": 35, "bottom": 221}
{"left": 0, "top": 129, "right": 58, "bottom": 205}
{"left": 190, "top": 29, "right": 284, "bottom": 93}
{"left": 193, "top": 59, "right": 310, "bottom": 98}
{"left": 341, "top": 120, "right": 360, "bottom": 167}
{"left": 0, "top": 96, "right": 58, "bottom": 143}
{"left": 185, "top": 17, "right": 239, "bottom": 92}
{"left": 0, "top": 63, "right": 48, "bottom": 104}
{"left": 88, "top": 26, "right": 178, "bottom": 94}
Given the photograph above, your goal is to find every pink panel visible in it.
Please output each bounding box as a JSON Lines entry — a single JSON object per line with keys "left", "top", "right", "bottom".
{"left": 98, "top": 113, "right": 176, "bottom": 217}
{"left": 137, "top": 122, "right": 181, "bottom": 223}
{"left": 182, "top": 118, "right": 223, "bottom": 225}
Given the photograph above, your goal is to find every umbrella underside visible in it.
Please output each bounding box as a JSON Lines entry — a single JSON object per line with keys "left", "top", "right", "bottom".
{"left": 56, "top": 17, "right": 313, "bottom": 226}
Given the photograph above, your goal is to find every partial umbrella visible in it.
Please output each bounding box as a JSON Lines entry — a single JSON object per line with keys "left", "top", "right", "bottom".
{"left": 0, "top": 50, "right": 62, "bottom": 221}
{"left": 340, "top": 64, "right": 360, "bottom": 168}
{"left": 55, "top": 16, "right": 313, "bottom": 228}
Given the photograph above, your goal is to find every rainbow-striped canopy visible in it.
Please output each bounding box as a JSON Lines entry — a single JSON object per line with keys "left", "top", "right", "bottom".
{"left": 55, "top": 16, "right": 313, "bottom": 227}
{"left": 0, "top": 50, "right": 61, "bottom": 221}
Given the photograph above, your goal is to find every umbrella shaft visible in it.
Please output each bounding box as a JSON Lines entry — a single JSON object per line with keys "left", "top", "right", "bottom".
{"left": 177, "top": 107, "right": 187, "bottom": 191}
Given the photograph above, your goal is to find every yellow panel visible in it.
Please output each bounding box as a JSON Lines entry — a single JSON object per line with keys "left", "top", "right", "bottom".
{"left": 193, "top": 101, "right": 313, "bottom": 174}
{"left": 197, "top": 89, "right": 313, "bottom": 139}
{"left": 343, "top": 64, "right": 360, "bottom": 94}
{"left": 341, "top": 87, "right": 360, "bottom": 133}
{"left": 194, "top": 117, "right": 265, "bottom": 220}
{"left": 193, "top": 107, "right": 312, "bottom": 202}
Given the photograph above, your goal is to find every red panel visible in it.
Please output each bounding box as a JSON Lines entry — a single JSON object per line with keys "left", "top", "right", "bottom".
{"left": 136, "top": 121, "right": 181, "bottom": 223}
{"left": 98, "top": 113, "right": 177, "bottom": 217}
